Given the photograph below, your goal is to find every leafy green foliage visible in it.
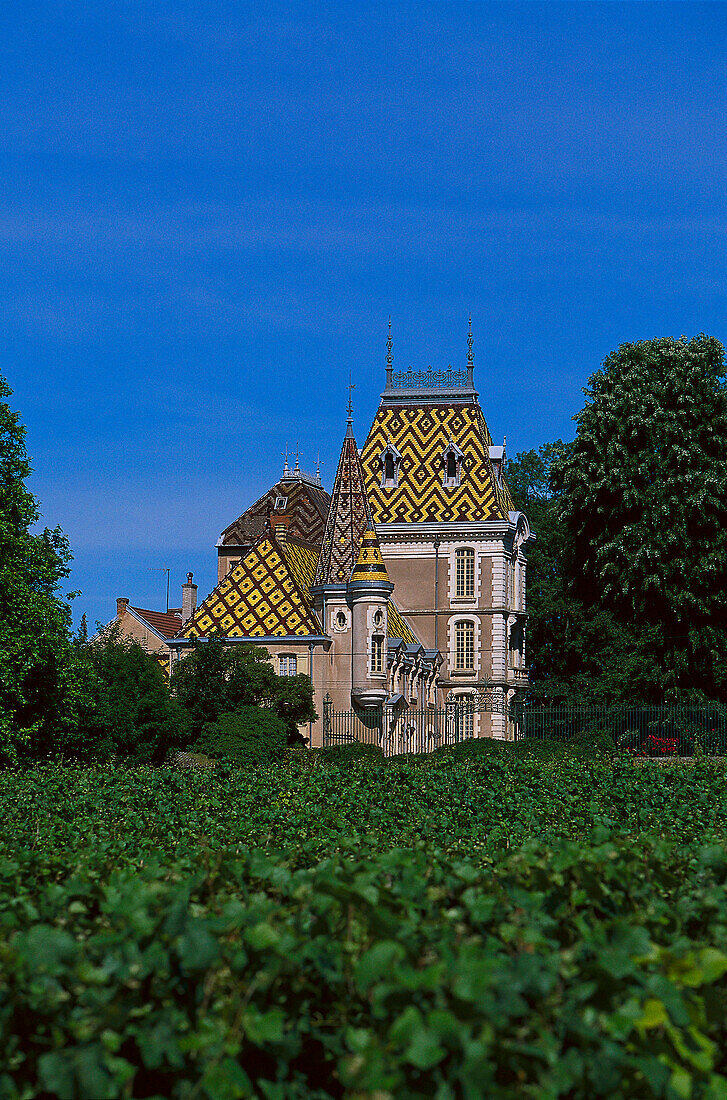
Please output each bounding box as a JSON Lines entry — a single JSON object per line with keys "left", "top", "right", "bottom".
{"left": 172, "top": 637, "right": 317, "bottom": 742}
{"left": 506, "top": 442, "right": 649, "bottom": 704}
{"left": 0, "top": 372, "right": 89, "bottom": 761}
{"left": 5, "top": 754, "right": 727, "bottom": 1096}
{"left": 196, "top": 707, "right": 288, "bottom": 767}
{"left": 80, "top": 626, "right": 189, "bottom": 763}
{"left": 554, "top": 334, "right": 727, "bottom": 701}
{"left": 507, "top": 336, "right": 727, "bottom": 704}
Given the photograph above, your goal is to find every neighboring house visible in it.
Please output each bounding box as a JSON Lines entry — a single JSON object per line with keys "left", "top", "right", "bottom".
{"left": 112, "top": 325, "right": 533, "bottom": 745}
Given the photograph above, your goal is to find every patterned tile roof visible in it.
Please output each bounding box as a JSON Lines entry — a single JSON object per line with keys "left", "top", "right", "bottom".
{"left": 360, "top": 401, "right": 513, "bottom": 524}
{"left": 388, "top": 602, "right": 417, "bottom": 645}
{"left": 313, "top": 431, "right": 373, "bottom": 586}
{"left": 219, "top": 478, "right": 330, "bottom": 547}
{"left": 350, "top": 522, "right": 390, "bottom": 585}
{"left": 183, "top": 535, "right": 322, "bottom": 640}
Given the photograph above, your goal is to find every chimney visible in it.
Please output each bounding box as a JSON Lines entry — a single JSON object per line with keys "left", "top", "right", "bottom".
{"left": 117, "top": 597, "right": 129, "bottom": 620}
{"left": 182, "top": 572, "right": 198, "bottom": 625}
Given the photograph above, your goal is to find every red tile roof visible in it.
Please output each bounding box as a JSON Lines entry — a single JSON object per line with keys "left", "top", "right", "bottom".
{"left": 130, "top": 607, "right": 183, "bottom": 639}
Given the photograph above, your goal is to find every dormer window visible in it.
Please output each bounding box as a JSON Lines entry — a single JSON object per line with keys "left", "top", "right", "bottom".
{"left": 274, "top": 495, "right": 288, "bottom": 511}
{"left": 442, "top": 440, "right": 464, "bottom": 487}
{"left": 380, "top": 441, "right": 402, "bottom": 488}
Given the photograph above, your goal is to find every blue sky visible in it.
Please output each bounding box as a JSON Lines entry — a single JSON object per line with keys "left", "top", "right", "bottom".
{"left": 2, "top": 1, "right": 726, "bottom": 627}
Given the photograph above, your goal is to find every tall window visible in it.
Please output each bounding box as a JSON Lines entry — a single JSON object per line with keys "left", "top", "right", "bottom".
{"left": 371, "top": 635, "right": 384, "bottom": 674}
{"left": 381, "top": 443, "right": 401, "bottom": 488}
{"left": 455, "top": 548, "right": 475, "bottom": 599}
{"left": 279, "top": 655, "right": 297, "bottom": 676}
{"left": 442, "top": 443, "right": 463, "bottom": 487}
{"left": 462, "top": 696, "right": 474, "bottom": 738}
{"left": 455, "top": 620, "right": 475, "bottom": 670}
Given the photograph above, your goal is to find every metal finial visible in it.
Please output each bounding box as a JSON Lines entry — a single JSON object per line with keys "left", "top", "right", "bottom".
{"left": 467, "top": 314, "right": 473, "bottom": 366}
{"left": 294, "top": 442, "right": 300, "bottom": 473}
{"left": 387, "top": 317, "right": 392, "bottom": 367}
{"left": 346, "top": 378, "right": 356, "bottom": 438}
{"left": 282, "top": 445, "right": 290, "bottom": 477}
{"left": 316, "top": 452, "right": 322, "bottom": 484}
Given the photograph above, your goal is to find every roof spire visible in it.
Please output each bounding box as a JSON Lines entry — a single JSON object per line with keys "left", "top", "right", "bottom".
{"left": 385, "top": 317, "right": 393, "bottom": 389}
{"left": 346, "top": 378, "right": 355, "bottom": 439}
{"left": 315, "top": 451, "right": 322, "bottom": 485}
{"left": 294, "top": 442, "right": 300, "bottom": 475}
{"left": 466, "top": 314, "right": 474, "bottom": 387}
{"left": 282, "top": 445, "right": 290, "bottom": 478}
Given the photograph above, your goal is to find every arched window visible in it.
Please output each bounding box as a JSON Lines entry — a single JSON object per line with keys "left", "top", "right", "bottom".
{"left": 279, "top": 654, "right": 297, "bottom": 676}
{"left": 442, "top": 440, "right": 464, "bottom": 487}
{"left": 380, "top": 441, "right": 402, "bottom": 488}
{"left": 455, "top": 548, "right": 475, "bottom": 599}
{"left": 454, "top": 620, "right": 475, "bottom": 670}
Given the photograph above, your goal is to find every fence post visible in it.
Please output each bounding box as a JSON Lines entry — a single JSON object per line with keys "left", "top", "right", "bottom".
{"left": 322, "top": 694, "right": 332, "bottom": 748}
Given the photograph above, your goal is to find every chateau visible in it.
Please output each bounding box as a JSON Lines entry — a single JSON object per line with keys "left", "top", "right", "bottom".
{"left": 115, "top": 326, "right": 533, "bottom": 747}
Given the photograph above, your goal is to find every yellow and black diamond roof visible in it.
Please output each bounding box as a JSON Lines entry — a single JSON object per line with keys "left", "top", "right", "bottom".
{"left": 350, "top": 522, "right": 390, "bottom": 584}
{"left": 183, "top": 535, "right": 322, "bottom": 640}
{"left": 360, "top": 401, "right": 513, "bottom": 524}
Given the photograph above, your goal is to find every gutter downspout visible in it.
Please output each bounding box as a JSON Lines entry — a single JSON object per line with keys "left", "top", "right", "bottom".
{"left": 433, "top": 538, "right": 440, "bottom": 652}
{"left": 308, "top": 641, "right": 314, "bottom": 748}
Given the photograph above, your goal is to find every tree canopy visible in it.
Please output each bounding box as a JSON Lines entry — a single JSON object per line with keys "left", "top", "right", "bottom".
{"left": 172, "top": 637, "right": 317, "bottom": 742}
{"left": 0, "top": 373, "right": 87, "bottom": 760}
{"left": 510, "top": 334, "right": 727, "bottom": 704}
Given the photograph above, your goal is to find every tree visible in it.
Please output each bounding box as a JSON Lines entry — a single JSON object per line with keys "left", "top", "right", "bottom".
{"left": 82, "top": 627, "right": 189, "bottom": 763}
{"left": 0, "top": 372, "right": 88, "bottom": 761}
{"left": 553, "top": 334, "right": 727, "bottom": 701}
{"left": 172, "top": 637, "right": 317, "bottom": 742}
{"left": 507, "top": 443, "right": 668, "bottom": 705}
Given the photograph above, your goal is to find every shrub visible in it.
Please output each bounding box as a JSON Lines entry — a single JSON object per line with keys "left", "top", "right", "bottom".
{"left": 196, "top": 707, "right": 288, "bottom": 767}
{"left": 82, "top": 627, "right": 189, "bottom": 763}
{"left": 172, "top": 637, "right": 316, "bottom": 741}
{"left": 312, "top": 742, "right": 383, "bottom": 764}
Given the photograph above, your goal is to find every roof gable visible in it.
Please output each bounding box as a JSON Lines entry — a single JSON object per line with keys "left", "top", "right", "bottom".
{"left": 184, "top": 535, "right": 322, "bottom": 640}
{"left": 129, "top": 607, "right": 182, "bottom": 640}
{"left": 360, "top": 401, "right": 512, "bottom": 524}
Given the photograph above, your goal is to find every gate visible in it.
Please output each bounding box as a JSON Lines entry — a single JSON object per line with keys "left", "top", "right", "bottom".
{"left": 321, "top": 692, "right": 523, "bottom": 757}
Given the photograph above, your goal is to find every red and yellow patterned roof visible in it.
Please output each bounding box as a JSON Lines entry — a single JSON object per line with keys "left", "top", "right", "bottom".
{"left": 313, "top": 432, "right": 372, "bottom": 586}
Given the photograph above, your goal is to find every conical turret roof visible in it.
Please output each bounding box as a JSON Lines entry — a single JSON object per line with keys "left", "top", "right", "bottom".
{"left": 349, "top": 520, "right": 390, "bottom": 586}
{"left": 313, "top": 421, "right": 373, "bottom": 586}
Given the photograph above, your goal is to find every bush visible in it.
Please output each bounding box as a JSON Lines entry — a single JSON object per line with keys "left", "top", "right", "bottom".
{"left": 172, "top": 637, "right": 316, "bottom": 742}
{"left": 312, "top": 742, "right": 384, "bottom": 764}
{"left": 82, "top": 627, "right": 189, "bottom": 763}
{"left": 196, "top": 707, "right": 288, "bottom": 767}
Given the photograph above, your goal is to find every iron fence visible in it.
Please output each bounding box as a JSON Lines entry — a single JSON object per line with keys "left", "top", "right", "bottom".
{"left": 321, "top": 701, "right": 382, "bottom": 747}
{"left": 518, "top": 704, "right": 727, "bottom": 757}
{"left": 321, "top": 697, "right": 509, "bottom": 757}
{"left": 321, "top": 696, "right": 727, "bottom": 758}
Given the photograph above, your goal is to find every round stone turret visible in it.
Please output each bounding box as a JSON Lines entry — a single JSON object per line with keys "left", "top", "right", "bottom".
{"left": 348, "top": 523, "right": 393, "bottom": 708}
